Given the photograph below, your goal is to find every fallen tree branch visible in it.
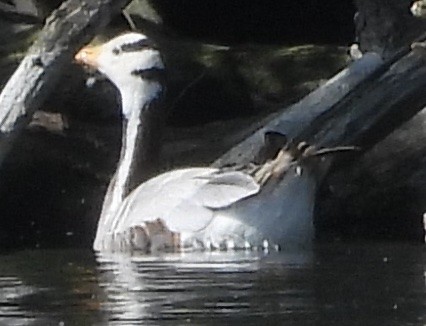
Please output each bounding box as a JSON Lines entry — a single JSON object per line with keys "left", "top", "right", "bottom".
{"left": 213, "top": 53, "right": 384, "bottom": 167}
{"left": 0, "top": 0, "right": 132, "bottom": 166}
{"left": 214, "top": 35, "right": 426, "bottom": 168}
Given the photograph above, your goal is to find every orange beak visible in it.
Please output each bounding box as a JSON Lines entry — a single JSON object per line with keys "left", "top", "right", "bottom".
{"left": 74, "top": 45, "right": 102, "bottom": 68}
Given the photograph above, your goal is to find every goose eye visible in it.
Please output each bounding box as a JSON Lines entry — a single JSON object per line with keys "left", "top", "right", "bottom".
{"left": 112, "top": 47, "right": 120, "bottom": 55}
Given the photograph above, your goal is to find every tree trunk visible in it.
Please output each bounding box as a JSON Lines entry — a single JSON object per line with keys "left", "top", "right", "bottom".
{"left": 0, "top": 0, "right": 132, "bottom": 166}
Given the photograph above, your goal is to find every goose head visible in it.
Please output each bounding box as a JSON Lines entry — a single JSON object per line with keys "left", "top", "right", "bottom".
{"left": 74, "top": 32, "right": 164, "bottom": 90}
{"left": 75, "top": 32, "right": 165, "bottom": 119}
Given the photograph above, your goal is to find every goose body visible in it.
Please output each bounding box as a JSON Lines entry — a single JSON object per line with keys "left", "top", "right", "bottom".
{"left": 75, "top": 32, "right": 352, "bottom": 253}
{"left": 102, "top": 165, "right": 317, "bottom": 252}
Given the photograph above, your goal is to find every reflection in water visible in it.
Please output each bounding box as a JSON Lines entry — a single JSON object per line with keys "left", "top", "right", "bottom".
{"left": 0, "top": 244, "right": 425, "bottom": 325}
{"left": 96, "top": 251, "right": 313, "bottom": 325}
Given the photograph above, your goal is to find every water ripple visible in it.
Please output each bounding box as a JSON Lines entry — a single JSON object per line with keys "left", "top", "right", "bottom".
{"left": 0, "top": 244, "right": 424, "bottom": 325}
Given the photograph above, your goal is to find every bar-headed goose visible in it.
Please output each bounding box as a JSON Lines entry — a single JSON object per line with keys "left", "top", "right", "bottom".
{"left": 75, "top": 32, "right": 355, "bottom": 253}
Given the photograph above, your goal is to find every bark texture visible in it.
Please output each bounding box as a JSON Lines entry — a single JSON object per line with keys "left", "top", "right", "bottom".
{"left": 0, "top": 0, "right": 132, "bottom": 165}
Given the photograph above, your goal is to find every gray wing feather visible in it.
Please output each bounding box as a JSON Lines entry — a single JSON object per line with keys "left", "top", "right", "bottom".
{"left": 195, "top": 171, "right": 260, "bottom": 209}
{"left": 110, "top": 168, "right": 260, "bottom": 234}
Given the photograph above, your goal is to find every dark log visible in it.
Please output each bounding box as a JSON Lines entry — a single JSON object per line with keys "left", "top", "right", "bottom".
{"left": 0, "top": 0, "right": 132, "bottom": 166}
{"left": 214, "top": 34, "right": 426, "bottom": 168}
{"left": 212, "top": 53, "right": 382, "bottom": 167}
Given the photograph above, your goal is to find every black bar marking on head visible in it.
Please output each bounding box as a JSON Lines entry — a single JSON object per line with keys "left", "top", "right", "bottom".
{"left": 121, "top": 38, "right": 156, "bottom": 53}
{"left": 131, "top": 67, "right": 165, "bottom": 82}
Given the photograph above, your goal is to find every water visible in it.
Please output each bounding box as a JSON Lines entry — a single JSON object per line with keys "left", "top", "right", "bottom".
{"left": 0, "top": 243, "right": 425, "bottom": 326}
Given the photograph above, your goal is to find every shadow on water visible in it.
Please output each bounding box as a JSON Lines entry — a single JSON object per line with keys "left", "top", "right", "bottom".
{"left": 0, "top": 243, "right": 425, "bottom": 325}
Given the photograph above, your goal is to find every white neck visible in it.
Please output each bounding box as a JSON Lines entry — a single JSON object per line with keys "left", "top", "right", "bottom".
{"left": 94, "top": 80, "right": 163, "bottom": 249}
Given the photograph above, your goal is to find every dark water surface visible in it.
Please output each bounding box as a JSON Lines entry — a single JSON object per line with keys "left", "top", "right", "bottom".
{"left": 0, "top": 243, "right": 425, "bottom": 325}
